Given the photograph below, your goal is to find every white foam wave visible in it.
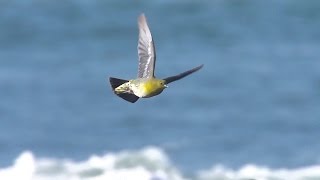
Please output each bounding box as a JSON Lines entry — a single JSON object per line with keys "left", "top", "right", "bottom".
{"left": 197, "top": 164, "right": 320, "bottom": 180}
{"left": 1, "top": 147, "right": 320, "bottom": 180}
{"left": 0, "top": 146, "right": 183, "bottom": 180}
{"left": 0, "top": 151, "right": 35, "bottom": 180}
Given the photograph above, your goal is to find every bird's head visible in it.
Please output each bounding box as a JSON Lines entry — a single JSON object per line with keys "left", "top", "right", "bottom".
{"left": 158, "top": 79, "right": 168, "bottom": 89}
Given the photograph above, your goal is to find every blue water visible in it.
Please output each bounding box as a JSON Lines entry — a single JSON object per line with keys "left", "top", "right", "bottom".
{"left": 1, "top": 0, "right": 320, "bottom": 176}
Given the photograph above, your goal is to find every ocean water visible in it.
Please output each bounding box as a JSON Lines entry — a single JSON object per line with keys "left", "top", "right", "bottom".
{"left": 1, "top": 1, "right": 320, "bottom": 180}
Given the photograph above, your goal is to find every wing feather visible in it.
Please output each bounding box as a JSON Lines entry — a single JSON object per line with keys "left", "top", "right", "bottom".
{"left": 164, "top": 65, "right": 204, "bottom": 84}
{"left": 137, "top": 14, "right": 156, "bottom": 78}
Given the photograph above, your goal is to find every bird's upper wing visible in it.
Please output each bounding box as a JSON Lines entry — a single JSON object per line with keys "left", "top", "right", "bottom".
{"left": 137, "top": 14, "right": 156, "bottom": 78}
{"left": 163, "top": 64, "right": 204, "bottom": 84}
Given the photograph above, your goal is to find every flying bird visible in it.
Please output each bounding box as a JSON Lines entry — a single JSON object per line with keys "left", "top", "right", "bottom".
{"left": 109, "top": 14, "right": 203, "bottom": 103}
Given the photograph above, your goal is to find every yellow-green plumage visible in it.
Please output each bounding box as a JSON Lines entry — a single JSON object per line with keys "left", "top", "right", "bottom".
{"left": 130, "top": 78, "right": 166, "bottom": 98}
{"left": 109, "top": 13, "right": 203, "bottom": 103}
{"left": 114, "top": 78, "right": 166, "bottom": 98}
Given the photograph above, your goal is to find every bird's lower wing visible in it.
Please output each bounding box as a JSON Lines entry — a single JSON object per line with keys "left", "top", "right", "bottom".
{"left": 116, "top": 93, "right": 139, "bottom": 103}
{"left": 163, "top": 64, "right": 203, "bottom": 84}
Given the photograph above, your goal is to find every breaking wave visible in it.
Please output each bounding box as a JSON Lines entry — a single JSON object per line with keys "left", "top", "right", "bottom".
{"left": 1, "top": 146, "right": 320, "bottom": 180}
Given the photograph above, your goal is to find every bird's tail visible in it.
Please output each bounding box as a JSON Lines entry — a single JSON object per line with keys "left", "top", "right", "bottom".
{"left": 109, "top": 77, "right": 139, "bottom": 103}
{"left": 109, "top": 77, "right": 128, "bottom": 90}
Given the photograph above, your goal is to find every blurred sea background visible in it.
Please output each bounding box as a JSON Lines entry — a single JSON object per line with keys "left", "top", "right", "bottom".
{"left": 1, "top": 0, "right": 320, "bottom": 179}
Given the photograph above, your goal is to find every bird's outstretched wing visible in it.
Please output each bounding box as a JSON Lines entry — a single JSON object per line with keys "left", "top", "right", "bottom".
{"left": 137, "top": 14, "right": 156, "bottom": 78}
{"left": 164, "top": 64, "right": 204, "bottom": 84}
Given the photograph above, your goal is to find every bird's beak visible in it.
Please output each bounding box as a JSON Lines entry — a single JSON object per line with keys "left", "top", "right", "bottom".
{"left": 164, "top": 84, "right": 168, "bottom": 88}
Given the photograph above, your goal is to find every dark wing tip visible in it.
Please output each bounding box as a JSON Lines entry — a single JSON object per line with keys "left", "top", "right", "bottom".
{"left": 194, "top": 64, "right": 204, "bottom": 71}
{"left": 164, "top": 64, "right": 204, "bottom": 84}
